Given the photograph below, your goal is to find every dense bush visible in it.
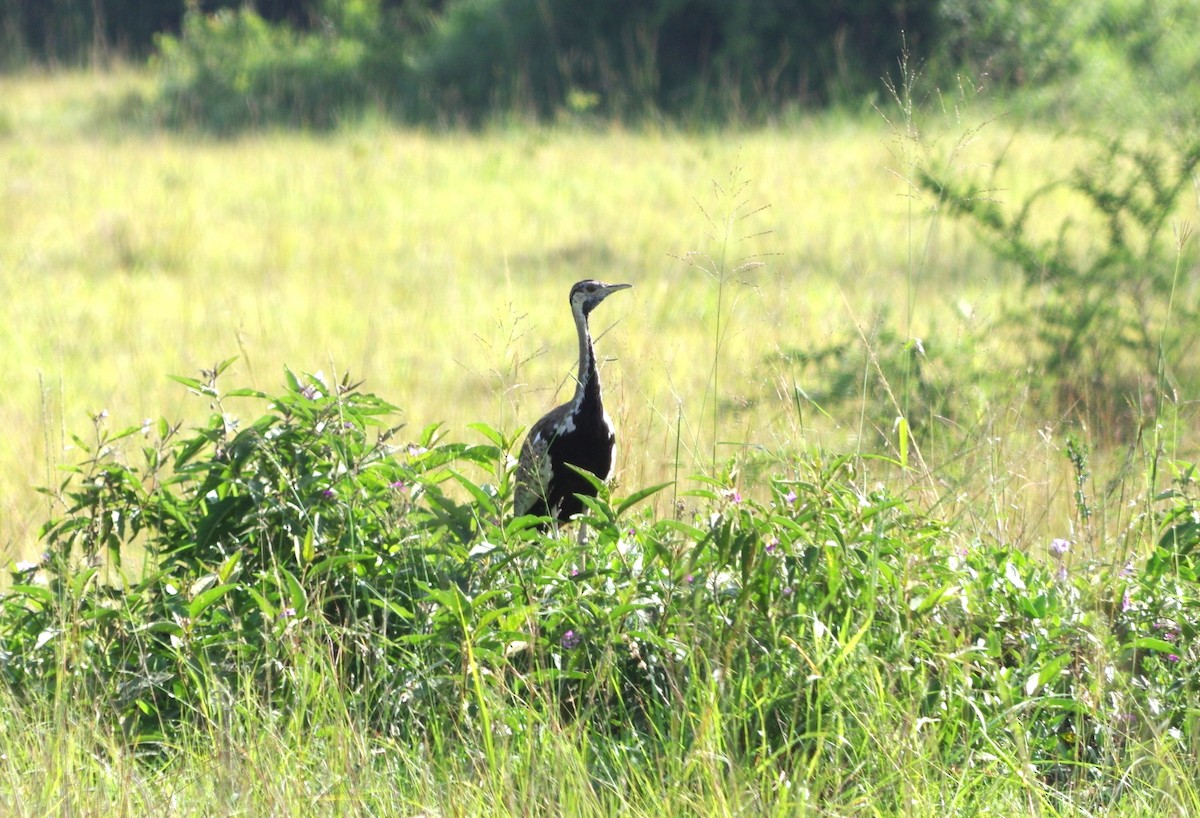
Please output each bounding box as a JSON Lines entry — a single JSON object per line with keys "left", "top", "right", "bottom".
{"left": 419, "top": 0, "right": 938, "bottom": 123}
{"left": 152, "top": 2, "right": 415, "bottom": 131}
{"left": 1, "top": 364, "right": 1196, "bottom": 802}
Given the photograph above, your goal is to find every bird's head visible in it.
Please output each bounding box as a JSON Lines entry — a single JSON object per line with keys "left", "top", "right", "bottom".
{"left": 570, "top": 279, "right": 632, "bottom": 317}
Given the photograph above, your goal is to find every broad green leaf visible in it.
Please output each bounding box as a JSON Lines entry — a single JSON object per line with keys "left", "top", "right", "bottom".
{"left": 616, "top": 481, "right": 673, "bottom": 516}
{"left": 1024, "top": 653, "right": 1071, "bottom": 696}
{"left": 188, "top": 583, "right": 237, "bottom": 619}
{"left": 1131, "top": 637, "right": 1178, "bottom": 654}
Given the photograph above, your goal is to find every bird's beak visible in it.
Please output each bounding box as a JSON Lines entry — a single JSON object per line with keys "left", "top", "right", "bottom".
{"left": 603, "top": 282, "right": 633, "bottom": 295}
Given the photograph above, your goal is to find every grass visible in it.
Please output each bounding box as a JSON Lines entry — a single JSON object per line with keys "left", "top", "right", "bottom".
{"left": 2, "top": 71, "right": 1150, "bottom": 557}
{"left": 2, "top": 69, "right": 1200, "bottom": 816}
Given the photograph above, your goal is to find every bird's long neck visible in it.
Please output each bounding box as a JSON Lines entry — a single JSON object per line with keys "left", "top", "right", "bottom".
{"left": 571, "top": 305, "right": 599, "bottom": 413}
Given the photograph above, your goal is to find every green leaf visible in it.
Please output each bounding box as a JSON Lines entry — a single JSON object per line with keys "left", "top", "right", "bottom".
{"left": 616, "top": 481, "right": 673, "bottom": 516}
{"left": 9, "top": 583, "right": 56, "bottom": 606}
{"left": 506, "top": 514, "right": 550, "bottom": 535}
{"left": 425, "top": 585, "right": 471, "bottom": 620}
{"left": 1004, "top": 560, "right": 1026, "bottom": 591}
{"left": 449, "top": 470, "right": 498, "bottom": 517}
{"left": 1159, "top": 521, "right": 1200, "bottom": 555}
{"left": 284, "top": 367, "right": 304, "bottom": 394}
{"left": 1024, "top": 653, "right": 1071, "bottom": 696}
{"left": 1130, "top": 637, "right": 1178, "bottom": 654}
{"left": 167, "top": 374, "right": 206, "bottom": 393}
{"left": 245, "top": 586, "right": 277, "bottom": 619}
{"left": 301, "top": 527, "right": 315, "bottom": 564}
{"left": 910, "top": 582, "right": 959, "bottom": 614}
{"left": 70, "top": 566, "right": 99, "bottom": 599}
{"left": 188, "top": 583, "right": 237, "bottom": 619}
{"left": 467, "top": 422, "right": 507, "bottom": 448}
{"left": 658, "top": 519, "right": 707, "bottom": 541}
{"left": 286, "top": 569, "right": 308, "bottom": 616}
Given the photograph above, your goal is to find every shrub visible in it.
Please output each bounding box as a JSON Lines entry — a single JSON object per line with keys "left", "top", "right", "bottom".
{"left": 1, "top": 364, "right": 1196, "bottom": 801}
{"left": 919, "top": 136, "right": 1200, "bottom": 433}
{"left": 152, "top": 2, "right": 413, "bottom": 132}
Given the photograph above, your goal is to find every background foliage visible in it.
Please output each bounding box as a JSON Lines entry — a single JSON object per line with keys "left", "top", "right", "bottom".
{"left": 4, "top": 0, "right": 1199, "bottom": 128}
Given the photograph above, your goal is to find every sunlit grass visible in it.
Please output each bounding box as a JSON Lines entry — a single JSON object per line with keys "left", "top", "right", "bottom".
{"left": 2, "top": 64, "right": 1200, "bottom": 818}
{"left": 1, "top": 70, "right": 1196, "bottom": 567}
{"left": 0, "top": 75, "right": 1004, "bottom": 552}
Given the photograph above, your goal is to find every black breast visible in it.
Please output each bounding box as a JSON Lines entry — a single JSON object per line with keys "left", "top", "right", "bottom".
{"left": 542, "top": 415, "right": 615, "bottom": 521}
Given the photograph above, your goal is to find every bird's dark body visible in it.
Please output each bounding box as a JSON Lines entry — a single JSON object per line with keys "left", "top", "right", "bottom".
{"left": 523, "top": 382, "right": 615, "bottom": 522}
{"left": 514, "top": 279, "right": 629, "bottom": 526}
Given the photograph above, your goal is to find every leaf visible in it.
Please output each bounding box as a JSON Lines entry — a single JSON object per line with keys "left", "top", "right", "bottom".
{"left": 449, "top": 470, "right": 498, "bottom": 517}
{"left": 910, "top": 582, "right": 959, "bottom": 614}
{"left": 425, "top": 585, "right": 471, "bottom": 620}
{"left": 167, "top": 374, "right": 207, "bottom": 393}
{"left": 213, "top": 356, "right": 239, "bottom": 376}
{"left": 188, "top": 583, "right": 237, "bottom": 620}
{"left": 1130, "top": 637, "right": 1177, "bottom": 654}
{"left": 1159, "top": 521, "right": 1200, "bottom": 555}
{"left": 616, "top": 481, "right": 673, "bottom": 516}
{"left": 225, "top": 388, "right": 269, "bottom": 399}
{"left": 1024, "top": 653, "right": 1071, "bottom": 696}
{"left": 1004, "top": 560, "right": 1026, "bottom": 591}
{"left": 657, "top": 519, "right": 707, "bottom": 541}
{"left": 217, "top": 552, "right": 242, "bottom": 583}
{"left": 284, "top": 367, "right": 304, "bottom": 394}
{"left": 245, "top": 586, "right": 277, "bottom": 619}
{"left": 467, "top": 422, "right": 507, "bottom": 448}
{"left": 70, "top": 566, "right": 99, "bottom": 599}
{"left": 9, "top": 583, "right": 55, "bottom": 606}
{"left": 563, "top": 463, "right": 603, "bottom": 491}
{"left": 301, "top": 527, "right": 315, "bottom": 564}
{"left": 282, "top": 569, "right": 307, "bottom": 617}
{"left": 897, "top": 415, "right": 909, "bottom": 469}
{"left": 506, "top": 514, "right": 550, "bottom": 535}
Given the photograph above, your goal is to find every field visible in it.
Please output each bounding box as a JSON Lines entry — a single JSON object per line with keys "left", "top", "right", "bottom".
{"left": 2, "top": 70, "right": 1200, "bottom": 815}
{"left": 2, "top": 72, "right": 1135, "bottom": 556}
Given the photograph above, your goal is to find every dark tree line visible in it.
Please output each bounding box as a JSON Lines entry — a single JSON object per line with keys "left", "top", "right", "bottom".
{"left": 9, "top": 0, "right": 1185, "bottom": 129}
{"left": 0, "top": 0, "right": 438, "bottom": 65}
{"left": 1, "top": 0, "right": 928, "bottom": 87}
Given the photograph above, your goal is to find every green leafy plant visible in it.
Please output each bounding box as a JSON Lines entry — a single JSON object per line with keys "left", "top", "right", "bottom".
{"left": 152, "top": 2, "right": 413, "bottom": 132}
{"left": 2, "top": 364, "right": 1198, "bottom": 806}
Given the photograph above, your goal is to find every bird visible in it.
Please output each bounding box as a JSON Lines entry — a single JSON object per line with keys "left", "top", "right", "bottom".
{"left": 514, "top": 279, "right": 632, "bottom": 525}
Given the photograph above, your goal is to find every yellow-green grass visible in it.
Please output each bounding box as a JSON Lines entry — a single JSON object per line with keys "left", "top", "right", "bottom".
{"left": 1, "top": 70, "right": 1194, "bottom": 561}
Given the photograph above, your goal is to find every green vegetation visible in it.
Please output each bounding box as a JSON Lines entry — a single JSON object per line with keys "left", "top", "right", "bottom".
{"left": 5, "top": 364, "right": 1200, "bottom": 814}
{"left": 5, "top": 1, "right": 1200, "bottom": 129}
{"left": 1, "top": 38, "right": 1199, "bottom": 815}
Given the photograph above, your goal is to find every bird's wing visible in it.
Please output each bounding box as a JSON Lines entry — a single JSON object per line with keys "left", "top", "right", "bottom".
{"left": 513, "top": 407, "right": 566, "bottom": 516}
